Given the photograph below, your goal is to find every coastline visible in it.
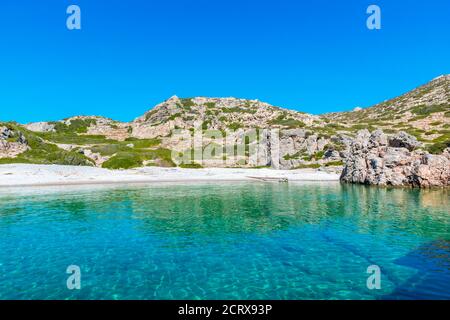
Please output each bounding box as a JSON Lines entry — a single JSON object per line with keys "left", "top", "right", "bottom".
{"left": 0, "top": 164, "right": 340, "bottom": 188}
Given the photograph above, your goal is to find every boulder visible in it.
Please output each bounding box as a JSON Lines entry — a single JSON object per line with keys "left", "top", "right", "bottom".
{"left": 25, "top": 122, "right": 55, "bottom": 133}
{"left": 0, "top": 126, "right": 12, "bottom": 139}
{"left": 411, "top": 153, "right": 450, "bottom": 188}
{"left": 388, "top": 131, "right": 422, "bottom": 151}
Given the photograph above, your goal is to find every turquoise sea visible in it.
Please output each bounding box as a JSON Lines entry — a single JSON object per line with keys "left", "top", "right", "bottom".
{"left": 0, "top": 182, "right": 449, "bottom": 300}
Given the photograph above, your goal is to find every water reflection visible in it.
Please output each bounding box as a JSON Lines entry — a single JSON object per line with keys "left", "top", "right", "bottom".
{"left": 0, "top": 182, "right": 448, "bottom": 239}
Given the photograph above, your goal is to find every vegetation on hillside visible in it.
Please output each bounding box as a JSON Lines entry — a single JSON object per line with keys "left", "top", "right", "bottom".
{"left": 0, "top": 122, "right": 94, "bottom": 166}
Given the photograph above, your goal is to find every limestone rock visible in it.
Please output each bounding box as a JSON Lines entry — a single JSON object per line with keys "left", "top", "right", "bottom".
{"left": 0, "top": 126, "right": 29, "bottom": 158}
{"left": 341, "top": 130, "right": 449, "bottom": 187}
{"left": 388, "top": 131, "right": 422, "bottom": 151}
{"left": 25, "top": 122, "right": 55, "bottom": 132}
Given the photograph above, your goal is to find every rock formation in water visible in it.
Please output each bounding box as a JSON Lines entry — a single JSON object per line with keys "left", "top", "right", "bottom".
{"left": 340, "top": 130, "right": 450, "bottom": 187}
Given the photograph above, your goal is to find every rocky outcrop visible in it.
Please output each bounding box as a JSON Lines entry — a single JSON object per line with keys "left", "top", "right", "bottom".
{"left": 132, "top": 95, "right": 322, "bottom": 140}
{"left": 341, "top": 130, "right": 450, "bottom": 187}
{"left": 388, "top": 131, "right": 422, "bottom": 151}
{"left": 85, "top": 118, "right": 130, "bottom": 141}
{"left": 25, "top": 122, "right": 55, "bottom": 132}
{"left": 0, "top": 126, "right": 29, "bottom": 158}
{"left": 277, "top": 130, "right": 346, "bottom": 169}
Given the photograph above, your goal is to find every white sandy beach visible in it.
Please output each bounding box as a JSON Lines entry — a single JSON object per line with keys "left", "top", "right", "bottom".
{"left": 0, "top": 164, "right": 340, "bottom": 187}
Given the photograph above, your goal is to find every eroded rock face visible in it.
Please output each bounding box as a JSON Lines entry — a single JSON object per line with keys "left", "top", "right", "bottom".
{"left": 388, "top": 131, "right": 422, "bottom": 151}
{"left": 341, "top": 130, "right": 450, "bottom": 187}
{"left": 86, "top": 120, "right": 130, "bottom": 141}
{"left": 0, "top": 126, "right": 29, "bottom": 158}
{"left": 411, "top": 150, "right": 450, "bottom": 187}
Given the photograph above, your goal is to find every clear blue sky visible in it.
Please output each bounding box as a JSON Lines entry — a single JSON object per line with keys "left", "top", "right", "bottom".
{"left": 1, "top": 0, "right": 449, "bottom": 123}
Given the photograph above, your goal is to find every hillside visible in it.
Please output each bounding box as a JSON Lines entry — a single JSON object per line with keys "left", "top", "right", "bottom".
{"left": 1, "top": 76, "right": 449, "bottom": 170}
{"left": 323, "top": 75, "right": 450, "bottom": 146}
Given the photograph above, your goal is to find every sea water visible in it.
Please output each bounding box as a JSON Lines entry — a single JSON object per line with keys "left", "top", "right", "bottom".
{"left": 0, "top": 182, "right": 448, "bottom": 300}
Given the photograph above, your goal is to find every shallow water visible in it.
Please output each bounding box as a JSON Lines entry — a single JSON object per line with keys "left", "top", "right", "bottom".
{"left": 0, "top": 182, "right": 449, "bottom": 300}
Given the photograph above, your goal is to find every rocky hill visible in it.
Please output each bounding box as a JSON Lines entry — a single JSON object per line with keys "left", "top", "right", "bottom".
{"left": 1, "top": 75, "right": 449, "bottom": 186}
{"left": 324, "top": 75, "right": 450, "bottom": 144}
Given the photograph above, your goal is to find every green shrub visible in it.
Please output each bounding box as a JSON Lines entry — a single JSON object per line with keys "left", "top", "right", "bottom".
{"left": 283, "top": 151, "right": 304, "bottom": 160}
{"left": 145, "top": 109, "right": 158, "bottom": 121}
{"left": 269, "top": 114, "right": 305, "bottom": 128}
{"left": 228, "top": 122, "right": 242, "bottom": 131}
{"left": 102, "top": 153, "right": 142, "bottom": 169}
{"left": 427, "top": 140, "right": 450, "bottom": 154}
{"left": 180, "top": 98, "right": 195, "bottom": 109}
{"left": 202, "top": 121, "right": 211, "bottom": 131}
{"left": 168, "top": 113, "right": 182, "bottom": 121}
{"left": 179, "top": 162, "right": 203, "bottom": 169}
{"left": 410, "top": 104, "right": 448, "bottom": 116}
{"left": 90, "top": 144, "right": 131, "bottom": 156}
{"left": 101, "top": 148, "right": 175, "bottom": 169}
{"left": 314, "top": 150, "right": 325, "bottom": 159}
{"left": 45, "top": 150, "right": 94, "bottom": 166}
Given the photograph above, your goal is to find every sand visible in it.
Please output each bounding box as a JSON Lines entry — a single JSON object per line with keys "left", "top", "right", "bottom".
{"left": 0, "top": 164, "right": 340, "bottom": 187}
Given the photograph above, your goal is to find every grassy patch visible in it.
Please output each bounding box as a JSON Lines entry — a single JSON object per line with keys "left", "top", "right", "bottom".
{"left": 101, "top": 152, "right": 142, "bottom": 169}
{"left": 351, "top": 124, "right": 376, "bottom": 132}
{"left": 51, "top": 118, "right": 97, "bottom": 134}
{"left": 34, "top": 131, "right": 114, "bottom": 145}
{"left": 325, "top": 160, "right": 344, "bottom": 166}
{"left": 89, "top": 138, "right": 160, "bottom": 156}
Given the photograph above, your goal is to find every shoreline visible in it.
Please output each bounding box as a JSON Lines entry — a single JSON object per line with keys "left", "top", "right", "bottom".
{"left": 0, "top": 164, "right": 341, "bottom": 188}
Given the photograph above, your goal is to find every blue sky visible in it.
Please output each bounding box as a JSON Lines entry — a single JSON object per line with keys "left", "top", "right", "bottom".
{"left": 1, "top": 0, "right": 449, "bottom": 123}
